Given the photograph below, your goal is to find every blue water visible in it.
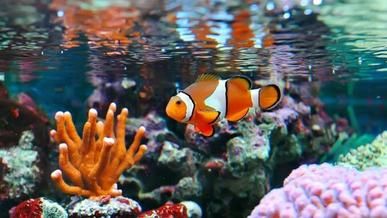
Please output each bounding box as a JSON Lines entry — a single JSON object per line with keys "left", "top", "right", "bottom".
{"left": 1, "top": 0, "right": 385, "bottom": 133}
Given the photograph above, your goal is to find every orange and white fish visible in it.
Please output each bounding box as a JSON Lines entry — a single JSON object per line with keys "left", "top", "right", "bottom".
{"left": 165, "top": 74, "right": 282, "bottom": 137}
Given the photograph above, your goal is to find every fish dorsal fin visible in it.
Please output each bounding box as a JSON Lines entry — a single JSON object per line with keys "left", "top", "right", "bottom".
{"left": 228, "top": 75, "right": 252, "bottom": 90}
{"left": 196, "top": 73, "right": 221, "bottom": 82}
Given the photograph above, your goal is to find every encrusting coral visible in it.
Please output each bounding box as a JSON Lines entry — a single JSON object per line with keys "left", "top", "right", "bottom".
{"left": 50, "top": 103, "right": 147, "bottom": 197}
{"left": 337, "top": 131, "right": 387, "bottom": 170}
{"left": 249, "top": 163, "right": 387, "bottom": 218}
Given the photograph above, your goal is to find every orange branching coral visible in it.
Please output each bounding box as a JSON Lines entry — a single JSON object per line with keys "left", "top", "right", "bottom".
{"left": 50, "top": 103, "right": 147, "bottom": 197}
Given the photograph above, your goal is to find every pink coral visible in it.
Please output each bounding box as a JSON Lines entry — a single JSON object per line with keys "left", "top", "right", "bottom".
{"left": 249, "top": 164, "right": 387, "bottom": 218}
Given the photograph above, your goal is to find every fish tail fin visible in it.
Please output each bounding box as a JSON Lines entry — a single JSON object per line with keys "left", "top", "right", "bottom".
{"left": 250, "top": 84, "right": 282, "bottom": 111}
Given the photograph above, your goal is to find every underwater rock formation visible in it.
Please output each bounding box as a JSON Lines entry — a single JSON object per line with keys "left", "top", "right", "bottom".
{"left": 337, "top": 131, "right": 387, "bottom": 170}
{"left": 0, "top": 131, "right": 43, "bottom": 200}
{"left": 68, "top": 196, "right": 141, "bottom": 218}
{"left": 125, "top": 111, "right": 181, "bottom": 159}
{"left": 87, "top": 77, "right": 137, "bottom": 116}
{"left": 50, "top": 103, "right": 147, "bottom": 197}
{"left": 118, "top": 88, "right": 342, "bottom": 217}
{"left": 9, "top": 197, "right": 67, "bottom": 218}
{"left": 248, "top": 163, "right": 387, "bottom": 218}
{"left": 0, "top": 85, "right": 49, "bottom": 148}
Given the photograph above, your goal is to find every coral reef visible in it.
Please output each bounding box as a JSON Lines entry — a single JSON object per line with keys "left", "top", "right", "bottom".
{"left": 119, "top": 88, "right": 343, "bottom": 217}
{"left": 50, "top": 103, "right": 147, "bottom": 197}
{"left": 320, "top": 132, "right": 374, "bottom": 163}
{"left": 68, "top": 196, "right": 141, "bottom": 218}
{"left": 138, "top": 201, "right": 202, "bottom": 218}
{"left": 337, "top": 131, "right": 387, "bottom": 170}
{"left": 158, "top": 141, "right": 203, "bottom": 177}
{"left": 0, "top": 131, "right": 42, "bottom": 200}
{"left": 125, "top": 111, "right": 179, "bottom": 156}
{"left": 248, "top": 163, "right": 387, "bottom": 218}
{"left": 9, "top": 197, "right": 67, "bottom": 218}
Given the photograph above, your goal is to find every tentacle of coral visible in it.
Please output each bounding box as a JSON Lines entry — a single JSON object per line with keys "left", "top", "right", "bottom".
{"left": 51, "top": 102, "right": 147, "bottom": 197}
{"left": 128, "top": 126, "right": 146, "bottom": 157}
{"left": 89, "top": 137, "right": 114, "bottom": 183}
{"left": 55, "top": 112, "right": 72, "bottom": 145}
{"left": 80, "top": 122, "right": 92, "bottom": 155}
{"left": 58, "top": 143, "right": 84, "bottom": 187}
{"left": 51, "top": 170, "right": 93, "bottom": 197}
{"left": 106, "top": 108, "right": 129, "bottom": 172}
{"left": 85, "top": 109, "right": 98, "bottom": 161}
{"left": 133, "top": 145, "right": 148, "bottom": 163}
{"left": 114, "top": 108, "right": 128, "bottom": 158}
{"left": 94, "top": 105, "right": 115, "bottom": 161}
{"left": 103, "top": 103, "right": 116, "bottom": 137}
{"left": 63, "top": 111, "right": 81, "bottom": 144}
{"left": 94, "top": 121, "right": 105, "bottom": 163}
{"left": 63, "top": 112, "right": 82, "bottom": 162}
{"left": 115, "top": 127, "right": 147, "bottom": 178}
{"left": 54, "top": 112, "right": 81, "bottom": 165}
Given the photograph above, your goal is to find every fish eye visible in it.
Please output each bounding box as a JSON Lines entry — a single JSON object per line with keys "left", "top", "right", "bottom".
{"left": 176, "top": 100, "right": 182, "bottom": 105}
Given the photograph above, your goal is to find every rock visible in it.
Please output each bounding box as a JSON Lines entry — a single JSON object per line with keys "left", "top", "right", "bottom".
{"left": 0, "top": 131, "right": 42, "bottom": 200}
{"left": 68, "top": 196, "right": 141, "bottom": 218}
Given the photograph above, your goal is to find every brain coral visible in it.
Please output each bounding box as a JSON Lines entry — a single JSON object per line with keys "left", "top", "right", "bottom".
{"left": 337, "top": 131, "right": 387, "bottom": 170}
{"left": 248, "top": 163, "right": 387, "bottom": 218}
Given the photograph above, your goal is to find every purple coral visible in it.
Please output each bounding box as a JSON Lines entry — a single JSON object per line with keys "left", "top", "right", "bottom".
{"left": 249, "top": 164, "right": 387, "bottom": 218}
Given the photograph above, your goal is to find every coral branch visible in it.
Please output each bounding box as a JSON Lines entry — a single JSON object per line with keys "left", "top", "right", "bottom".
{"left": 50, "top": 103, "right": 147, "bottom": 197}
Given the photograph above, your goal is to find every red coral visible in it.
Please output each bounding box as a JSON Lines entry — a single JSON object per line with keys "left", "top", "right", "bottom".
{"left": 9, "top": 198, "right": 43, "bottom": 218}
{"left": 0, "top": 94, "right": 49, "bottom": 148}
{"left": 138, "top": 202, "right": 188, "bottom": 218}
{"left": 0, "top": 158, "right": 10, "bottom": 200}
{"left": 203, "top": 159, "right": 225, "bottom": 172}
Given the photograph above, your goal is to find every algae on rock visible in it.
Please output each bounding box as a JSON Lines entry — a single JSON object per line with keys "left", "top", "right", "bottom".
{"left": 337, "top": 131, "right": 387, "bottom": 170}
{"left": 0, "top": 131, "right": 41, "bottom": 199}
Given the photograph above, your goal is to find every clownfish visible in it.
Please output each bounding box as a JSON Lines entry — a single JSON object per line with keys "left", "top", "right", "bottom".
{"left": 165, "top": 74, "right": 282, "bottom": 137}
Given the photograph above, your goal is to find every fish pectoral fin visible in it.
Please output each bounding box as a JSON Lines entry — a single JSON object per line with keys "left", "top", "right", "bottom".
{"left": 259, "top": 84, "right": 282, "bottom": 110}
{"left": 226, "top": 108, "right": 250, "bottom": 122}
{"left": 197, "top": 109, "right": 221, "bottom": 124}
{"left": 228, "top": 75, "right": 252, "bottom": 90}
{"left": 195, "top": 123, "right": 215, "bottom": 137}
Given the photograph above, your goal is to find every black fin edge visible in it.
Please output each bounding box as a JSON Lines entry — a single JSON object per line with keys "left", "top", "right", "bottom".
{"left": 230, "top": 75, "right": 253, "bottom": 89}
{"left": 209, "top": 111, "right": 221, "bottom": 125}
{"left": 202, "top": 126, "right": 215, "bottom": 138}
{"left": 228, "top": 108, "right": 250, "bottom": 122}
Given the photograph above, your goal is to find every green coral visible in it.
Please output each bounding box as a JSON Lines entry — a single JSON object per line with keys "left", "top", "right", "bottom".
{"left": 320, "top": 132, "right": 374, "bottom": 163}
{"left": 0, "top": 131, "right": 41, "bottom": 198}
{"left": 173, "top": 176, "right": 203, "bottom": 200}
{"left": 42, "top": 198, "right": 68, "bottom": 218}
{"left": 336, "top": 131, "right": 387, "bottom": 170}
